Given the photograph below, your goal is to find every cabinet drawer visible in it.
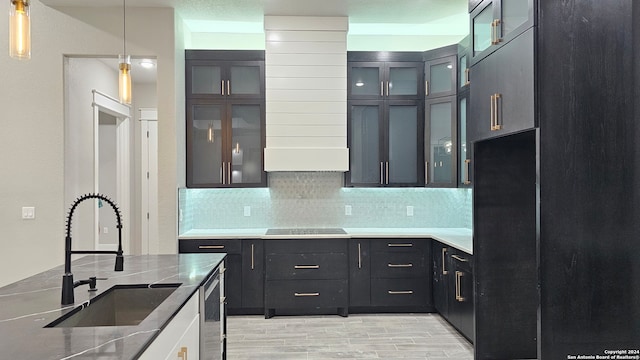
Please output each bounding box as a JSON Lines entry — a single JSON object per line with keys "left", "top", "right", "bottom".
{"left": 266, "top": 253, "right": 348, "bottom": 280}
{"left": 371, "top": 278, "right": 428, "bottom": 307}
{"left": 265, "top": 239, "right": 347, "bottom": 254}
{"left": 370, "top": 239, "right": 427, "bottom": 253}
{"left": 371, "top": 252, "right": 427, "bottom": 278}
{"left": 265, "top": 279, "right": 348, "bottom": 309}
{"left": 179, "top": 239, "right": 242, "bottom": 254}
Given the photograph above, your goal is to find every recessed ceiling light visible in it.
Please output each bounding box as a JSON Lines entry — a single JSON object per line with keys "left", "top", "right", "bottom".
{"left": 139, "top": 59, "right": 155, "bottom": 69}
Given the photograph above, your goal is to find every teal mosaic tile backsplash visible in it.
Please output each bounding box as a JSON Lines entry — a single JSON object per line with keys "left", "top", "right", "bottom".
{"left": 179, "top": 172, "right": 472, "bottom": 233}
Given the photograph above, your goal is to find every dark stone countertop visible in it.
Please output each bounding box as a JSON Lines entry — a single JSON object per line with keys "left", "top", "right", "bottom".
{"left": 0, "top": 253, "right": 225, "bottom": 360}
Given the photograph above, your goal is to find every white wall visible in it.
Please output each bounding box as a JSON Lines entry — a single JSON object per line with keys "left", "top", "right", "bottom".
{"left": 98, "top": 114, "right": 118, "bottom": 246}
{"left": 0, "top": 3, "right": 179, "bottom": 287}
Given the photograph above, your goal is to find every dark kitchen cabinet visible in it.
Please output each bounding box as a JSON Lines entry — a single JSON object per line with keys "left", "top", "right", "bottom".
{"left": 264, "top": 239, "right": 348, "bottom": 318}
{"left": 348, "top": 55, "right": 423, "bottom": 101}
{"left": 179, "top": 238, "right": 264, "bottom": 315}
{"left": 186, "top": 50, "right": 266, "bottom": 188}
{"left": 458, "top": 89, "right": 472, "bottom": 187}
{"left": 432, "top": 240, "right": 474, "bottom": 343}
{"left": 424, "top": 55, "right": 456, "bottom": 99}
{"left": 468, "top": 27, "right": 534, "bottom": 142}
{"left": 347, "top": 52, "right": 425, "bottom": 188}
{"left": 425, "top": 96, "right": 457, "bottom": 187}
{"left": 470, "top": 0, "right": 535, "bottom": 65}
{"left": 347, "top": 100, "right": 424, "bottom": 187}
{"left": 349, "top": 238, "right": 432, "bottom": 312}
{"left": 458, "top": 35, "right": 470, "bottom": 89}
{"left": 448, "top": 249, "right": 474, "bottom": 342}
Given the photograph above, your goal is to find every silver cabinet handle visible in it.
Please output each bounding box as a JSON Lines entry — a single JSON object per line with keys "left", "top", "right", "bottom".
{"left": 388, "top": 263, "right": 413, "bottom": 268}
{"left": 425, "top": 80, "right": 429, "bottom": 96}
{"left": 425, "top": 161, "right": 429, "bottom": 184}
{"left": 490, "top": 94, "right": 495, "bottom": 130}
{"left": 221, "top": 80, "right": 225, "bottom": 95}
{"left": 464, "top": 159, "right": 471, "bottom": 185}
{"left": 388, "top": 243, "right": 413, "bottom": 247}
{"left": 386, "top": 81, "right": 390, "bottom": 96}
{"left": 380, "top": 162, "right": 384, "bottom": 185}
{"left": 199, "top": 245, "right": 224, "bottom": 249}
{"left": 442, "top": 247, "right": 448, "bottom": 275}
{"left": 452, "top": 254, "right": 469, "bottom": 262}
{"left": 227, "top": 80, "right": 230, "bottom": 95}
{"left": 295, "top": 292, "right": 320, "bottom": 297}
{"left": 251, "top": 243, "right": 255, "bottom": 270}
{"left": 494, "top": 93, "right": 502, "bottom": 130}
{"left": 388, "top": 290, "right": 413, "bottom": 295}
{"left": 385, "top": 161, "right": 389, "bottom": 184}
{"left": 358, "top": 243, "right": 362, "bottom": 269}
{"left": 294, "top": 265, "right": 320, "bottom": 269}
{"left": 380, "top": 81, "right": 384, "bottom": 96}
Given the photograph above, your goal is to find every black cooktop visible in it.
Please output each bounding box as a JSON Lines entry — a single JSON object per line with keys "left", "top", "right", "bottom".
{"left": 265, "top": 228, "right": 347, "bottom": 236}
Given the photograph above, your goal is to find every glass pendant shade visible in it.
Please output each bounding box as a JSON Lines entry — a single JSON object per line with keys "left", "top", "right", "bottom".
{"left": 119, "top": 55, "right": 132, "bottom": 104}
{"left": 9, "top": 0, "right": 30, "bottom": 60}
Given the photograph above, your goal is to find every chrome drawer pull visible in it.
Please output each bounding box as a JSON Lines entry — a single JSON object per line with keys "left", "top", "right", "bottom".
{"left": 388, "top": 290, "right": 413, "bottom": 295}
{"left": 388, "top": 263, "right": 413, "bottom": 268}
{"left": 294, "top": 292, "right": 320, "bottom": 297}
{"left": 388, "top": 243, "right": 413, "bottom": 247}
{"left": 294, "top": 265, "right": 320, "bottom": 269}
{"left": 199, "top": 245, "right": 224, "bottom": 249}
{"left": 451, "top": 255, "right": 469, "bottom": 262}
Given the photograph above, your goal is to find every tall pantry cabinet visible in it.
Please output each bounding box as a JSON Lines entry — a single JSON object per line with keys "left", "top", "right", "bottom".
{"left": 469, "top": 0, "right": 640, "bottom": 359}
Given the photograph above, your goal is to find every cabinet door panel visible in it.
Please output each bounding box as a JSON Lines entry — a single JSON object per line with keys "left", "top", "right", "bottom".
{"left": 229, "top": 102, "right": 265, "bottom": 186}
{"left": 425, "top": 97, "right": 457, "bottom": 187}
{"left": 370, "top": 278, "right": 428, "bottom": 307}
{"left": 349, "top": 240, "right": 371, "bottom": 307}
{"left": 265, "top": 279, "right": 348, "bottom": 309}
{"left": 472, "top": 1, "right": 495, "bottom": 59}
{"left": 230, "top": 64, "right": 262, "bottom": 96}
{"left": 425, "top": 56, "right": 456, "bottom": 98}
{"left": 387, "top": 102, "right": 423, "bottom": 186}
{"left": 266, "top": 253, "right": 348, "bottom": 280}
{"left": 458, "top": 93, "right": 472, "bottom": 187}
{"left": 242, "top": 240, "right": 264, "bottom": 309}
{"left": 495, "top": 28, "right": 535, "bottom": 136}
{"left": 348, "top": 62, "right": 384, "bottom": 99}
{"left": 468, "top": 53, "right": 497, "bottom": 142}
{"left": 387, "top": 64, "right": 420, "bottom": 97}
{"left": 497, "top": 0, "right": 534, "bottom": 45}
{"left": 347, "top": 102, "right": 383, "bottom": 186}
{"left": 187, "top": 102, "right": 225, "bottom": 187}
{"left": 371, "top": 252, "right": 427, "bottom": 278}
{"left": 432, "top": 243, "right": 449, "bottom": 319}
{"left": 190, "top": 64, "right": 223, "bottom": 96}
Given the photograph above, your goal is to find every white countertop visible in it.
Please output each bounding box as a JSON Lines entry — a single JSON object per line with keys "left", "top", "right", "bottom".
{"left": 179, "top": 227, "right": 472, "bottom": 254}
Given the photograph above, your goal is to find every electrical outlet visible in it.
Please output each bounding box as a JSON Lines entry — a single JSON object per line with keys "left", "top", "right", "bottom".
{"left": 21, "top": 206, "right": 35, "bottom": 220}
{"left": 345, "top": 205, "right": 352, "bottom": 216}
{"left": 244, "top": 206, "right": 251, "bottom": 217}
{"left": 406, "top": 206, "right": 414, "bottom": 217}
{"left": 103, "top": 227, "right": 109, "bottom": 234}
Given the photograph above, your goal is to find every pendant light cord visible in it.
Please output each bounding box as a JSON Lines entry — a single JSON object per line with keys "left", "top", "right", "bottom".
{"left": 123, "top": 0, "right": 126, "bottom": 56}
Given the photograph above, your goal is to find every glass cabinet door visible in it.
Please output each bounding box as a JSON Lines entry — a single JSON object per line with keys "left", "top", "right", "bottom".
{"left": 458, "top": 94, "right": 471, "bottom": 187}
{"left": 189, "top": 103, "right": 224, "bottom": 186}
{"left": 387, "top": 63, "right": 421, "bottom": 98}
{"left": 472, "top": 2, "right": 494, "bottom": 57}
{"left": 348, "top": 103, "right": 382, "bottom": 185}
{"left": 388, "top": 103, "right": 421, "bottom": 185}
{"left": 229, "top": 103, "right": 263, "bottom": 185}
{"left": 499, "top": 0, "right": 531, "bottom": 39}
{"left": 349, "top": 63, "right": 384, "bottom": 99}
{"left": 230, "top": 65, "right": 262, "bottom": 96}
{"left": 425, "top": 56, "right": 456, "bottom": 98}
{"left": 459, "top": 54, "right": 469, "bottom": 88}
{"left": 426, "top": 97, "right": 456, "bottom": 187}
{"left": 191, "top": 65, "right": 223, "bottom": 96}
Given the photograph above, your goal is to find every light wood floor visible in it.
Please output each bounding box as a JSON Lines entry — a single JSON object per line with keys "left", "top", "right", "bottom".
{"left": 226, "top": 314, "right": 473, "bottom": 359}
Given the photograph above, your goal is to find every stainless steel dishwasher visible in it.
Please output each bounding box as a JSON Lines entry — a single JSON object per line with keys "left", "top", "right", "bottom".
{"left": 200, "top": 261, "right": 226, "bottom": 360}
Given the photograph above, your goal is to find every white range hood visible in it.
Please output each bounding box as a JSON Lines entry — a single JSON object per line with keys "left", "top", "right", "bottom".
{"left": 263, "top": 16, "right": 349, "bottom": 172}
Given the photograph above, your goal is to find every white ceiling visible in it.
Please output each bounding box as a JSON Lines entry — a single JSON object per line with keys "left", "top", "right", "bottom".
{"left": 41, "top": 0, "right": 467, "bottom": 25}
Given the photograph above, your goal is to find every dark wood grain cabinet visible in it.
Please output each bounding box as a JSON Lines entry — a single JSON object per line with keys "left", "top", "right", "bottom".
{"left": 185, "top": 50, "right": 266, "bottom": 188}
{"left": 349, "top": 238, "right": 432, "bottom": 311}
{"left": 468, "top": 27, "right": 535, "bottom": 142}
{"left": 425, "top": 96, "right": 457, "bottom": 187}
{"left": 179, "top": 239, "right": 264, "bottom": 315}
{"left": 264, "top": 239, "right": 348, "bottom": 318}
{"left": 347, "top": 52, "right": 425, "bottom": 188}
{"left": 432, "top": 240, "right": 474, "bottom": 342}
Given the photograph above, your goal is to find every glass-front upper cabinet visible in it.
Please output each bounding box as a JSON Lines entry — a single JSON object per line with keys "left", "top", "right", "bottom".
{"left": 470, "top": 0, "right": 534, "bottom": 64}
{"left": 187, "top": 102, "right": 224, "bottom": 186}
{"left": 229, "top": 103, "right": 265, "bottom": 185}
{"left": 348, "top": 61, "right": 423, "bottom": 100}
{"left": 347, "top": 100, "right": 424, "bottom": 187}
{"left": 458, "top": 91, "right": 472, "bottom": 187}
{"left": 425, "top": 56, "right": 456, "bottom": 99}
{"left": 458, "top": 35, "right": 470, "bottom": 89}
{"left": 425, "top": 96, "right": 457, "bottom": 188}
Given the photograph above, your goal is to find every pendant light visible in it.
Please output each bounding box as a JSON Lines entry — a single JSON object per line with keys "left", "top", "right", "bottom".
{"left": 118, "top": 0, "right": 132, "bottom": 104}
{"left": 9, "top": 0, "right": 30, "bottom": 60}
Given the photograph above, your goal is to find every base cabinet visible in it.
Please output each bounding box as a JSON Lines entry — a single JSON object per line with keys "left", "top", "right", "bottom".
{"left": 264, "top": 239, "right": 349, "bottom": 318}
{"left": 179, "top": 239, "right": 264, "bottom": 314}
{"left": 349, "top": 238, "right": 432, "bottom": 312}
{"left": 432, "top": 240, "right": 474, "bottom": 342}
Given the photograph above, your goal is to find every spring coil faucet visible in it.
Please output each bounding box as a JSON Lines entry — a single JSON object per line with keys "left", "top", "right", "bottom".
{"left": 61, "top": 193, "right": 124, "bottom": 305}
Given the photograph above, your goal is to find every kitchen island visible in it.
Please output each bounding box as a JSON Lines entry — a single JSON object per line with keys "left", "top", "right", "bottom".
{"left": 0, "top": 253, "right": 225, "bottom": 360}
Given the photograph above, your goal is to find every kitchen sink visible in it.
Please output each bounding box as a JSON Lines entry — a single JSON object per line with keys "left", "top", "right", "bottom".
{"left": 45, "top": 283, "right": 181, "bottom": 328}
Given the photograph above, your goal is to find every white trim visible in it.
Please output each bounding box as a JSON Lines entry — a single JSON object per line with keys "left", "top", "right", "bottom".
{"left": 139, "top": 108, "right": 158, "bottom": 255}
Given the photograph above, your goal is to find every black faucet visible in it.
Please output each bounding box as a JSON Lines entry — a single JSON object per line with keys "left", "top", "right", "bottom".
{"left": 61, "top": 193, "right": 124, "bottom": 305}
